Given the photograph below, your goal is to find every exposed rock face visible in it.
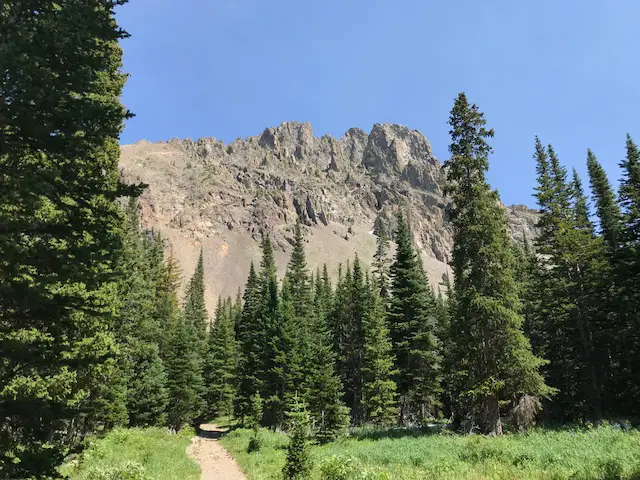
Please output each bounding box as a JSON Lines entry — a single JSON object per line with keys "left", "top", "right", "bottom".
{"left": 120, "top": 122, "right": 539, "bottom": 310}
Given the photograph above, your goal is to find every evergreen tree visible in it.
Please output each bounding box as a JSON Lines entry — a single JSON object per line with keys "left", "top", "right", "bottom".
{"left": 0, "top": 1, "right": 143, "bottom": 476}
{"left": 282, "top": 397, "right": 313, "bottom": 480}
{"left": 373, "top": 214, "right": 392, "bottom": 302}
{"left": 165, "top": 311, "right": 206, "bottom": 430}
{"left": 235, "top": 263, "right": 263, "bottom": 422}
{"left": 388, "top": 212, "right": 442, "bottom": 423}
{"left": 184, "top": 250, "right": 208, "bottom": 357}
{"left": 445, "top": 93, "right": 552, "bottom": 434}
{"left": 126, "top": 339, "right": 169, "bottom": 427}
{"left": 116, "top": 199, "right": 169, "bottom": 428}
{"left": 340, "top": 256, "right": 367, "bottom": 423}
{"left": 361, "top": 279, "right": 398, "bottom": 425}
{"left": 206, "top": 298, "right": 237, "bottom": 417}
{"left": 587, "top": 150, "right": 622, "bottom": 253}
{"left": 617, "top": 135, "right": 640, "bottom": 413}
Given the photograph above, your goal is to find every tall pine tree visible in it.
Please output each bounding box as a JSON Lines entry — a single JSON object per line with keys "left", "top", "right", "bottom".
{"left": 0, "top": 1, "right": 143, "bottom": 476}
{"left": 388, "top": 212, "right": 441, "bottom": 423}
{"left": 445, "top": 94, "right": 552, "bottom": 434}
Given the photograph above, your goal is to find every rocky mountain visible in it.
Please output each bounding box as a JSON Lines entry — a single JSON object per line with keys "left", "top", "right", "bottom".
{"left": 120, "top": 122, "right": 539, "bottom": 310}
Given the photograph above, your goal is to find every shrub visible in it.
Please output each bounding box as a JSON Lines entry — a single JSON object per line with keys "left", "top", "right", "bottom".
{"left": 283, "top": 397, "right": 312, "bottom": 480}
{"left": 85, "top": 461, "right": 152, "bottom": 480}
{"left": 510, "top": 395, "right": 542, "bottom": 431}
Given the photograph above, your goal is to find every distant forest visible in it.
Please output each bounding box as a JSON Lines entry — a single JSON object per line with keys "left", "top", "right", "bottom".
{"left": 2, "top": 2, "right": 639, "bottom": 479}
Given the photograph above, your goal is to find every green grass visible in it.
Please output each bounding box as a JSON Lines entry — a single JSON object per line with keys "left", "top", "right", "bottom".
{"left": 219, "top": 423, "right": 640, "bottom": 480}
{"left": 60, "top": 427, "right": 200, "bottom": 480}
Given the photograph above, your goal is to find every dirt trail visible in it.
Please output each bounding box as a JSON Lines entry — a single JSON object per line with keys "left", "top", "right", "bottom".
{"left": 188, "top": 424, "right": 246, "bottom": 480}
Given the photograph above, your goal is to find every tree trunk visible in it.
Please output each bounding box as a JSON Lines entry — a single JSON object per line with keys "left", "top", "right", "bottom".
{"left": 482, "top": 395, "right": 503, "bottom": 435}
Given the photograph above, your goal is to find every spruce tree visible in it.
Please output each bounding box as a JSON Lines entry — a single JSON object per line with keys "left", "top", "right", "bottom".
{"left": 587, "top": 150, "right": 622, "bottom": 253}
{"left": 165, "top": 311, "right": 206, "bottom": 430}
{"left": 373, "top": 214, "right": 392, "bottom": 303}
{"left": 0, "top": 1, "right": 142, "bottom": 476}
{"left": 184, "top": 250, "right": 209, "bottom": 358}
{"left": 388, "top": 212, "right": 441, "bottom": 423}
{"left": 235, "top": 263, "right": 263, "bottom": 422}
{"left": 340, "top": 256, "right": 367, "bottom": 423}
{"left": 116, "top": 199, "right": 169, "bottom": 428}
{"left": 361, "top": 279, "right": 398, "bottom": 425}
{"left": 282, "top": 397, "right": 313, "bottom": 480}
{"left": 126, "top": 339, "right": 169, "bottom": 427}
{"left": 445, "top": 93, "right": 552, "bottom": 434}
{"left": 617, "top": 135, "right": 640, "bottom": 413}
{"left": 206, "top": 298, "right": 237, "bottom": 418}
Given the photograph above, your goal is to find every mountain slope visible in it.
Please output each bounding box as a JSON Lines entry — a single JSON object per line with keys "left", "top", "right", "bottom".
{"left": 120, "top": 122, "right": 538, "bottom": 310}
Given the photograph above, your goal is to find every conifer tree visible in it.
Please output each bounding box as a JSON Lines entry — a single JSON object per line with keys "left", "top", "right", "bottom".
{"left": 340, "top": 256, "right": 367, "bottom": 423}
{"left": 235, "top": 263, "right": 263, "bottom": 421}
{"left": 116, "top": 199, "right": 169, "bottom": 428}
{"left": 587, "top": 150, "right": 622, "bottom": 253}
{"left": 361, "top": 279, "right": 398, "bottom": 425}
{"left": 617, "top": 135, "right": 640, "bottom": 412}
{"left": 445, "top": 93, "right": 552, "bottom": 434}
{"left": 0, "top": 1, "right": 143, "bottom": 475}
{"left": 283, "top": 397, "right": 313, "bottom": 480}
{"left": 165, "top": 311, "right": 206, "bottom": 430}
{"left": 373, "top": 214, "right": 392, "bottom": 302}
{"left": 388, "top": 212, "right": 442, "bottom": 423}
{"left": 206, "top": 298, "right": 237, "bottom": 417}
{"left": 126, "top": 339, "right": 169, "bottom": 427}
{"left": 184, "top": 250, "right": 209, "bottom": 357}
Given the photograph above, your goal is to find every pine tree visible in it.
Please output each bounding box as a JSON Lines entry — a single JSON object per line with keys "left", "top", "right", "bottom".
{"left": 206, "top": 298, "right": 237, "bottom": 418}
{"left": 235, "top": 263, "right": 263, "bottom": 422}
{"left": 116, "top": 199, "right": 169, "bottom": 428}
{"left": 361, "top": 278, "right": 398, "bottom": 425}
{"left": 184, "top": 250, "right": 209, "bottom": 358}
{"left": 587, "top": 150, "right": 622, "bottom": 253}
{"left": 0, "top": 1, "right": 143, "bottom": 476}
{"left": 340, "top": 256, "right": 367, "bottom": 423}
{"left": 282, "top": 397, "right": 313, "bottom": 480}
{"left": 373, "top": 214, "right": 392, "bottom": 302}
{"left": 388, "top": 212, "right": 442, "bottom": 423}
{"left": 617, "top": 135, "right": 640, "bottom": 413}
{"left": 445, "top": 94, "right": 552, "bottom": 434}
{"left": 165, "top": 311, "right": 206, "bottom": 430}
{"left": 126, "top": 338, "right": 169, "bottom": 427}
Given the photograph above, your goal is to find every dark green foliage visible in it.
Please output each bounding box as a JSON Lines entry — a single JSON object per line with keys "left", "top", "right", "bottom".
{"left": 616, "top": 135, "right": 640, "bottom": 413}
{"left": 283, "top": 398, "right": 313, "bottom": 480}
{"left": 0, "top": 1, "right": 143, "bottom": 476}
{"left": 163, "top": 258, "right": 204, "bottom": 430}
{"left": 184, "top": 250, "right": 209, "bottom": 358}
{"left": 361, "top": 281, "right": 398, "bottom": 426}
{"left": 235, "top": 262, "right": 263, "bottom": 422}
{"left": 445, "top": 94, "right": 552, "bottom": 434}
{"left": 125, "top": 339, "right": 169, "bottom": 427}
{"left": 388, "top": 212, "right": 442, "bottom": 423}
{"left": 373, "top": 214, "right": 392, "bottom": 303}
{"left": 206, "top": 298, "right": 237, "bottom": 418}
{"left": 285, "top": 224, "right": 348, "bottom": 440}
{"left": 528, "top": 140, "right": 608, "bottom": 421}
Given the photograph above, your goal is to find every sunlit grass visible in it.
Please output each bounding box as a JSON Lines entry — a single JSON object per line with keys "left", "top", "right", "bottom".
{"left": 219, "top": 423, "right": 640, "bottom": 480}
{"left": 60, "top": 427, "right": 200, "bottom": 480}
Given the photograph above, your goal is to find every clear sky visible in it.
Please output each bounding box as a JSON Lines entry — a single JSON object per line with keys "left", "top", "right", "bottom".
{"left": 116, "top": 0, "right": 640, "bottom": 207}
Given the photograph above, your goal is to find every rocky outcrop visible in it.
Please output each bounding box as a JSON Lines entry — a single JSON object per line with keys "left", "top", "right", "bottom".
{"left": 120, "top": 122, "right": 539, "bottom": 309}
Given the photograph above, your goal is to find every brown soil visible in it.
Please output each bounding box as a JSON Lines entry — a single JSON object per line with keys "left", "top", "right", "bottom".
{"left": 187, "top": 424, "right": 246, "bottom": 480}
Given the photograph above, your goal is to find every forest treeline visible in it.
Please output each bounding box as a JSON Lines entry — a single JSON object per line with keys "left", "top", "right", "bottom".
{"left": 2, "top": 2, "right": 640, "bottom": 479}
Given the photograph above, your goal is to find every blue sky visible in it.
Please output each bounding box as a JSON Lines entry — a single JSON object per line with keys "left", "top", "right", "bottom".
{"left": 117, "top": 0, "right": 640, "bottom": 207}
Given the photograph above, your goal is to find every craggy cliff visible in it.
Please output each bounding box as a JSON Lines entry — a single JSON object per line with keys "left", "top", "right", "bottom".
{"left": 120, "top": 122, "right": 538, "bottom": 308}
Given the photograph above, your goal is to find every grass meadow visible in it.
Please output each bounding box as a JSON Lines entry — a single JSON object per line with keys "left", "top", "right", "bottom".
{"left": 219, "top": 423, "right": 640, "bottom": 480}
{"left": 59, "top": 427, "right": 200, "bottom": 480}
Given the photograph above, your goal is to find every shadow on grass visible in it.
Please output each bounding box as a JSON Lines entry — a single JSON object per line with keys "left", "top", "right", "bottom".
{"left": 350, "top": 424, "right": 449, "bottom": 441}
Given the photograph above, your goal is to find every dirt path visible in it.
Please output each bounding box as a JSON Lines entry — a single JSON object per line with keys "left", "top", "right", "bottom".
{"left": 188, "top": 424, "right": 246, "bottom": 480}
